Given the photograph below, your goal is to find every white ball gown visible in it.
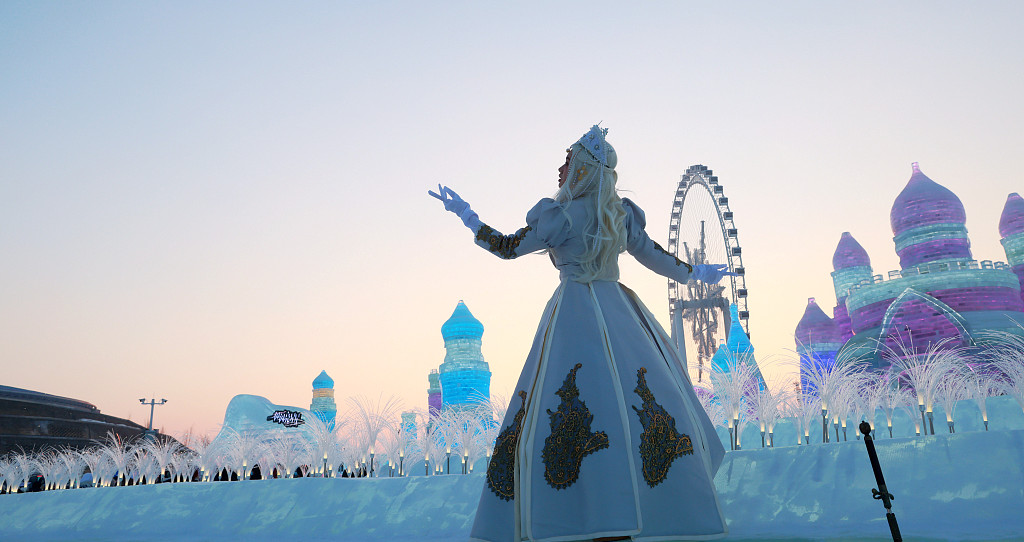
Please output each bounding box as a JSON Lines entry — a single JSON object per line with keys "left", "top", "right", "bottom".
{"left": 469, "top": 196, "right": 728, "bottom": 542}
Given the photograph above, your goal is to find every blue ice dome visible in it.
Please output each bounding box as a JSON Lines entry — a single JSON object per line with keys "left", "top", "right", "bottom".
{"left": 441, "top": 300, "right": 484, "bottom": 341}
{"left": 312, "top": 370, "right": 334, "bottom": 390}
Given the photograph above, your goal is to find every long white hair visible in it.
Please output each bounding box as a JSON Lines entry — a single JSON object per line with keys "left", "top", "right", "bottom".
{"left": 554, "top": 140, "right": 627, "bottom": 283}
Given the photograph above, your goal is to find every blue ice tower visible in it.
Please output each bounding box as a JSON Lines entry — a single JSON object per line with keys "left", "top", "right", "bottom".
{"left": 710, "top": 304, "right": 765, "bottom": 388}
{"left": 310, "top": 370, "right": 337, "bottom": 431}
{"left": 439, "top": 301, "right": 491, "bottom": 410}
{"left": 400, "top": 411, "right": 417, "bottom": 437}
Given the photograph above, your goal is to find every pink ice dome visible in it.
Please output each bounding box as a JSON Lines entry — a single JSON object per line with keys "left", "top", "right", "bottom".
{"left": 832, "top": 232, "right": 871, "bottom": 271}
{"left": 795, "top": 298, "right": 840, "bottom": 346}
{"left": 890, "top": 163, "right": 966, "bottom": 235}
{"left": 999, "top": 192, "right": 1024, "bottom": 238}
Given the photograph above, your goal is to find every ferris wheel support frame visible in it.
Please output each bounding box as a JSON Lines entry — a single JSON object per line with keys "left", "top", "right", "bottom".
{"left": 666, "top": 164, "right": 749, "bottom": 382}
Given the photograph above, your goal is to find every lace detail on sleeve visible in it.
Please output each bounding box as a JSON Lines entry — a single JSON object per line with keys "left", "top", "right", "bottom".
{"left": 476, "top": 224, "right": 533, "bottom": 259}
{"left": 653, "top": 242, "right": 694, "bottom": 273}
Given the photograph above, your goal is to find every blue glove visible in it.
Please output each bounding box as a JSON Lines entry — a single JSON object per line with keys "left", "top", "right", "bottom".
{"left": 428, "top": 184, "right": 481, "bottom": 231}
{"left": 692, "top": 264, "right": 736, "bottom": 284}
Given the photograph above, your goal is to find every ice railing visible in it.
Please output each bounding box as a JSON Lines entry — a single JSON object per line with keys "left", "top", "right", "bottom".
{"left": 842, "top": 259, "right": 1012, "bottom": 298}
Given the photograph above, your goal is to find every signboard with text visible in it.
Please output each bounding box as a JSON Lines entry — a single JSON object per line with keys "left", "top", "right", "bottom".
{"left": 266, "top": 409, "right": 305, "bottom": 428}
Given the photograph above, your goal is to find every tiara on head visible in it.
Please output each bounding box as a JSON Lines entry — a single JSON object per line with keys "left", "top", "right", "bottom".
{"left": 575, "top": 124, "right": 610, "bottom": 167}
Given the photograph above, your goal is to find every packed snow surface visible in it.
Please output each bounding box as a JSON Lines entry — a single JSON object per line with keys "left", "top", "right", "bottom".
{"left": 2, "top": 428, "right": 1022, "bottom": 541}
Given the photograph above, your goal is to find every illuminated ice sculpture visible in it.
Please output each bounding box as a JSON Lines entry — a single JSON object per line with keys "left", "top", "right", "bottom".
{"left": 797, "top": 163, "right": 1024, "bottom": 372}
{"left": 310, "top": 370, "right": 337, "bottom": 431}
{"left": 427, "top": 370, "right": 442, "bottom": 418}
{"left": 711, "top": 303, "right": 766, "bottom": 389}
{"left": 438, "top": 300, "right": 491, "bottom": 410}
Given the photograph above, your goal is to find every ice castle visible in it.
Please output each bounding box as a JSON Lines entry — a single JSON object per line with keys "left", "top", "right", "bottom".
{"left": 797, "top": 163, "right": 1024, "bottom": 372}
{"left": 310, "top": 370, "right": 337, "bottom": 430}
{"left": 434, "top": 301, "right": 491, "bottom": 411}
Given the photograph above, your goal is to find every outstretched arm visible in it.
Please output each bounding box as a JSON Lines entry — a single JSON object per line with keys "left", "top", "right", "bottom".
{"left": 628, "top": 234, "right": 695, "bottom": 283}
{"left": 622, "top": 198, "right": 733, "bottom": 284}
{"left": 429, "top": 185, "right": 556, "bottom": 260}
{"left": 473, "top": 223, "right": 540, "bottom": 259}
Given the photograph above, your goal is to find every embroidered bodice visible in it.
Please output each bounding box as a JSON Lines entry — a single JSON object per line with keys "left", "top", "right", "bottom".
{"left": 473, "top": 197, "right": 693, "bottom": 283}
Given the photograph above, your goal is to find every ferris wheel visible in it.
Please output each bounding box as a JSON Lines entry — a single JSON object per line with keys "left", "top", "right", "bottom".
{"left": 667, "top": 165, "right": 749, "bottom": 383}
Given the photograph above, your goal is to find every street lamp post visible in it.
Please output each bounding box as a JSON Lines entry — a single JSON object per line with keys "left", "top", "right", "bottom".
{"left": 446, "top": 446, "right": 451, "bottom": 475}
{"left": 369, "top": 449, "right": 375, "bottom": 478}
{"left": 821, "top": 406, "right": 829, "bottom": 443}
{"left": 139, "top": 398, "right": 168, "bottom": 437}
{"left": 399, "top": 450, "right": 404, "bottom": 476}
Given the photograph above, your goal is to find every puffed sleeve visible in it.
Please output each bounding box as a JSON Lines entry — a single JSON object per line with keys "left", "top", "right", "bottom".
{"left": 622, "top": 198, "right": 694, "bottom": 282}
{"left": 473, "top": 198, "right": 569, "bottom": 259}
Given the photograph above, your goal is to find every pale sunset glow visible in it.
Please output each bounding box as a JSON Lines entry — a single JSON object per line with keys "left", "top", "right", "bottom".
{"left": 2, "top": 2, "right": 1022, "bottom": 441}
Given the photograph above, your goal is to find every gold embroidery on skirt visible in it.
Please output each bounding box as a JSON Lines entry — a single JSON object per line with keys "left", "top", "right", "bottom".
{"left": 632, "top": 367, "right": 693, "bottom": 487}
{"left": 486, "top": 390, "right": 527, "bottom": 501}
{"left": 542, "top": 363, "right": 609, "bottom": 490}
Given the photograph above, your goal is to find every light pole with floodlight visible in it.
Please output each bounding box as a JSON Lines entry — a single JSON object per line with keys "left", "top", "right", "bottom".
{"left": 139, "top": 398, "right": 167, "bottom": 438}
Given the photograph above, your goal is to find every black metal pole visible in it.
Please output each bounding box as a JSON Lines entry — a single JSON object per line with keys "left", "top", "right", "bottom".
{"left": 859, "top": 421, "right": 902, "bottom": 542}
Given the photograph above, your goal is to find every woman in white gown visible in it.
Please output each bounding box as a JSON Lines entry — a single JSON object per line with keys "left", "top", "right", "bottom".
{"left": 430, "top": 125, "right": 730, "bottom": 542}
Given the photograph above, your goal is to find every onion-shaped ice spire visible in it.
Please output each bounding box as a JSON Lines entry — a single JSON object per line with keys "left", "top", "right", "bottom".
{"left": 889, "top": 163, "right": 971, "bottom": 269}
{"left": 726, "top": 304, "right": 753, "bottom": 355}
{"left": 795, "top": 298, "right": 841, "bottom": 350}
{"left": 890, "top": 163, "right": 966, "bottom": 234}
{"left": 832, "top": 232, "right": 871, "bottom": 271}
{"left": 312, "top": 370, "right": 334, "bottom": 390}
{"left": 439, "top": 300, "right": 490, "bottom": 409}
{"left": 999, "top": 193, "right": 1024, "bottom": 290}
{"left": 310, "top": 370, "right": 337, "bottom": 430}
{"left": 830, "top": 232, "right": 874, "bottom": 303}
{"left": 999, "top": 193, "right": 1024, "bottom": 238}
{"left": 441, "top": 300, "right": 484, "bottom": 341}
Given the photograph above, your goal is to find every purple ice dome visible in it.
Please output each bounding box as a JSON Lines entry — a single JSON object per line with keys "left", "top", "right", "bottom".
{"left": 795, "top": 298, "right": 840, "bottom": 347}
{"left": 890, "top": 163, "right": 966, "bottom": 235}
{"left": 999, "top": 193, "right": 1024, "bottom": 238}
{"left": 832, "top": 232, "right": 871, "bottom": 271}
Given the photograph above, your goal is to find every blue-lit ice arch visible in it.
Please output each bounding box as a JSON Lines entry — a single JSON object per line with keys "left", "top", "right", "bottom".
{"left": 439, "top": 301, "right": 491, "bottom": 409}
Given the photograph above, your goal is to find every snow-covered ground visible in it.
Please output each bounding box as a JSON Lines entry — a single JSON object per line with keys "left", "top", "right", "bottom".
{"left": 2, "top": 425, "right": 1022, "bottom": 541}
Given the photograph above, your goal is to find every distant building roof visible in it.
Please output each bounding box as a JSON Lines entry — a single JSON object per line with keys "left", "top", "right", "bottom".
{"left": 0, "top": 385, "right": 97, "bottom": 412}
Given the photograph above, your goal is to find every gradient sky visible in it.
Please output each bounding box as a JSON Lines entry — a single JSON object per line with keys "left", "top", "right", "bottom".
{"left": 3, "top": 1, "right": 1023, "bottom": 439}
